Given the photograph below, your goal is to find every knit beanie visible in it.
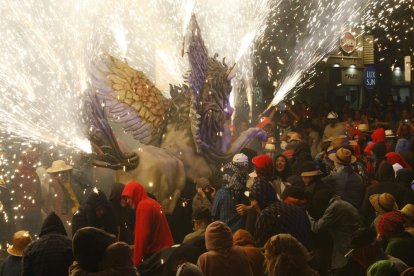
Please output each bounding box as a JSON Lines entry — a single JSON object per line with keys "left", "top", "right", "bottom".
{"left": 176, "top": 262, "right": 204, "bottom": 276}
{"left": 376, "top": 211, "right": 406, "bottom": 238}
{"left": 367, "top": 260, "right": 399, "bottom": 276}
{"left": 205, "top": 221, "right": 233, "bottom": 252}
{"left": 72, "top": 227, "right": 116, "bottom": 272}
{"left": 252, "top": 154, "right": 273, "bottom": 176}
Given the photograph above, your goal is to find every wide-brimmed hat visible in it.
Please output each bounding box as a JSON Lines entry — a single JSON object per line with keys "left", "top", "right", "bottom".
{"left": 401, "top": 204, "right": 414, "bottom": 220}
{"left": 46, "top": 160, "right": 73, "bottom": 173}
{"left": 329, "top": 147, "right": 357, "bottom": 165}
{"left": 385, "top": 129, "right": 396, "bottom": 138}
{"left": 327, "top": 136, "right": 349, "bottom": 152}
{"left": 358, "top": 124, "right": 369, "bottom": 132}
{"left": 369, "top": 193, "right": 399, "bottom": 213}
{"left": 327, "top": 111, "right": 338, "bottom": 119}
{"left": 7, "top": 230, "right": 32, "bottom": 257}
{"left": 300, "top": 161, "right": 323, "bottom": 177}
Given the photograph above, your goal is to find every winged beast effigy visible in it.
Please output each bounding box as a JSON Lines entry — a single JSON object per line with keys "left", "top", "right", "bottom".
{"left": 87, "top": 16, "right": 266, "bottom": 212}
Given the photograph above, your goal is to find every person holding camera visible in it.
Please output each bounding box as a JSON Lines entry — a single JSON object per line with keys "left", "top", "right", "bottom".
{"left": 396, "top": 109, "right": 414, "bottom": 139}
{"left": 192, "top": 178, "right": 215, "bottom": 212}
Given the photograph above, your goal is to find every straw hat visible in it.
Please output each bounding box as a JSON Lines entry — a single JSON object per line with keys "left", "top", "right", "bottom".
{"left": 7, "top": 230, "right": 32, "bottom": 257}
{"left": 369, "top": 193, "right": 399, "bottom": 213}
{"left": 358, "top": 124, "right": 369, "bottom": 132}
{"left": 401, "top": 204, "right": 414, "bottom": 220}
{"left": 327, "top": 136, "right": 349, "bottom": 152}
{"left": 46, "top": 160, "right": 73, "bottom": 173}
{"left": 329, "top": 147, "right": 357, "bottom": 165}
{"left": 300, "top": 161, "right": 323, "bottom": 177}
{"left": 385, "top": 129, "right": 396, "bottom": 138}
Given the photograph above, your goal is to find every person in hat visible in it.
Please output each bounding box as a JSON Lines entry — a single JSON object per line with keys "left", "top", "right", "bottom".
{"left": 22, "top": 212, "right": 74, "bottom": 276}
{"left": 183, "top": 207, "right": 211, "bottom": 244}
{"left": 401, "top": 204, "right": 414, "bottom": 234}
{"left": 377, "top": 211, "right": 414, "bottom": 266}
{"left": 192, "top": 177, "right": 214, "bottom": 212}
{"left": 0, "top": 230, "right": 32, "bottom": 276}
{"left": 12, "top": 149, "right": 43, "bottom": 236}
{"left": 46, "top": 159, "right": 81, "bottom": 235}
{"left": 323, "top": 147, "right": 365, "bottom": 208}
{"left": 235, "top": 154, "right": 275, "bottom": 217}
{"left": 253, "top": 173, "right": 310, "bottom": 248}
{"left": 212, "top": 153, "right": 250, "bottom": 232}
{"left": 322, "top": 111, "right": 346, "bottom": 141}
{"left": 71, "top": 188, "right": 117, "bottom": 237}
{"left": 368, "top": 193, "right": 399, "bottom": 233}
{"left": 122, "top": 180, "right": 174, "bottom": 266}
{"left": 361, "top": 162, "right": 409, "bottom": 225}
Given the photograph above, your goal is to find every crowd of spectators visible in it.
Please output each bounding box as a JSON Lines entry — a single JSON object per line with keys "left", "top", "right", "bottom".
{"left": 2, "top": 96, "right": 414, "bottom": 275}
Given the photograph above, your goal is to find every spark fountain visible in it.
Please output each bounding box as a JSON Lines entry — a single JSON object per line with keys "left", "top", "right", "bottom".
{"left": 267, "top": 0, "right": 369, "bottom": 108}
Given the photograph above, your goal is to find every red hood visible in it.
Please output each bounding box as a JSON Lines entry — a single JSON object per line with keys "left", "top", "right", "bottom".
{"left": 386, "top": 152, "right": 411, "bottom": 168}
{"left": 122, "top": 180, "right": 148, "bottom": 206}
{"left": 371, "top": 128, "right": 385, "bottom": 143}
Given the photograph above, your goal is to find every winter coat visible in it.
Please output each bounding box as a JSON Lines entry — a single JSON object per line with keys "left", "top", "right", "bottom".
{"left": 364, "top": 128, "right": 391, "bottom": 155}
{"left": 255, "top": 200, "right": 311, "bottom": 248}
{"left": 384, "top": 232, "right": 414, "bottom": 267}
{"left": 0, "top": 255, "right": 23, "bottom": 276}
{"left": 138, "top": 236, "right": 206, "bottom": 276}
{"left": 22, "top": 212, "right": 74, "bottom": 276}
{"left": 122, "top": 181, "right": 174, "bottom": 266}
{"left": 72, "top": 189, "right": 117, "bottom": 237}
{"left": 233, "top": 229, "right": 264, "bottom": 276}
{"left": 197, "top": 221, "right": 253, "bottom": 276}
{"left": 109, "top": 183, "right": 135, "bottom": 245}
{"left": 308, "top": 195, "right": 362, "bottom": 269}
{"left": 323, "top": 166, "right": 365, "bottom": 208}
{"left": 69, "top": 242, "right": 139, "bottom": 276}
{"left": 386, "top": 152, "right": 411, "bottom": 168}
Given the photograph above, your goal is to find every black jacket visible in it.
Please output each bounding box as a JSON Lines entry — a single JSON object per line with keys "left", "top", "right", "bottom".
{"left": 72, "top": 189, "right": 117, "bottom": 237}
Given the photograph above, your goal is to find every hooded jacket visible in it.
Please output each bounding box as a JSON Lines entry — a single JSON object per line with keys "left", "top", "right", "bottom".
{"left": 109, "top": 183, "right": 135, "bottom": 244}
{"left": 197, "top": 221, "right": 253, "bottom": 276}
{"left": 386, "top": 152, "right": 411, "bottom": 168}
{"left": 233, "top": 230, "right": 264, "bottom": 276}
{"left": 69, "top": 242, "right": 140, "bottom": 276}
{"left": 365, "top": 128, "right": 391, "bottom": 156}
{"left": 72, "top": 189, "right": 117, "bottom": 237}
{"left": 22, "top": 212, "right": 74, "bottom": 276}
{"left": 122, "top": 180, "right": 174, "bottom": 266}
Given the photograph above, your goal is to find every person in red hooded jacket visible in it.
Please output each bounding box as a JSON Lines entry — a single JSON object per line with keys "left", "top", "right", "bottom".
{"left": 122, "top": 180, "right": 174, "bottom": 266}
{"left": 364, "top": 128, "right": 391, "bottom": 156}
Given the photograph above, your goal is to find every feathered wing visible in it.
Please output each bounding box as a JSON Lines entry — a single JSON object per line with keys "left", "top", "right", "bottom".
{"left": 91, "top": 55, "right": 171, "bottom": 145}
{"left": 85, "top": 91, "right": 139, "bottom": 171}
